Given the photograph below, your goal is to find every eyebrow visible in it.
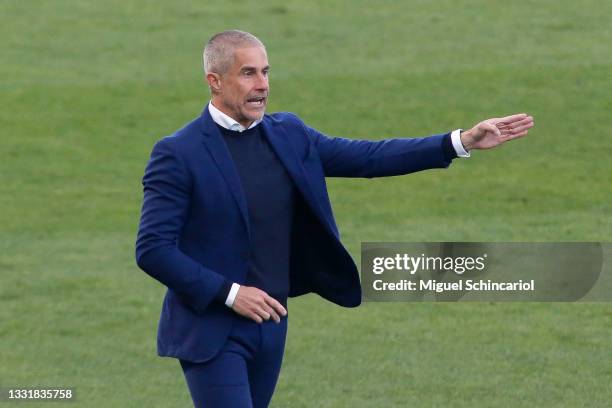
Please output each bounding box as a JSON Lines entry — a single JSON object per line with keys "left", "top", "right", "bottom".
{"left": 240, "top": 65, "right": 270, "bottom": 72}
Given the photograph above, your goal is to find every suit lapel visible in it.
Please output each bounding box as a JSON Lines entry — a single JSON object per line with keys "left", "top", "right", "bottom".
{"left": 261, "top": 119, "right": 330, "bottom": 230}
{"left": 199, "top": 106, "right": 333, "bottom": 240}
{"left": 199, "top": 106, "right": 251, "bottom": 239}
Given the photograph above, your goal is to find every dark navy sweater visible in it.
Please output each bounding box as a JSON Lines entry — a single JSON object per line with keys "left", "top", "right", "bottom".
{"left": 214, "top": 124, "right": 295, "bottom": 306}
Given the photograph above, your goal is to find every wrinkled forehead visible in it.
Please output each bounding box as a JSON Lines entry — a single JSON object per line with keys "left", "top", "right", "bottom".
{"left": 231, "top": 46, "right": 269, "bottom": 70}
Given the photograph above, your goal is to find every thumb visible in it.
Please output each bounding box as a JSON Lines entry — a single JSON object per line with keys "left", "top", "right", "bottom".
{"left": 482, "top": 122, "right": 501, "bottom": 137}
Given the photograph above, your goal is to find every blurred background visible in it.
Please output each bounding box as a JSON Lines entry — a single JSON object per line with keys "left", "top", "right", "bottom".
{"left": 1, "top": 1, "right": 610, "bottom": 406}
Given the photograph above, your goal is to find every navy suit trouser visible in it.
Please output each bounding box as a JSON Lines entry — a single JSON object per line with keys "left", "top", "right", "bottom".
{"left": 179, "top": 314, "right": 288, "bottom": 408}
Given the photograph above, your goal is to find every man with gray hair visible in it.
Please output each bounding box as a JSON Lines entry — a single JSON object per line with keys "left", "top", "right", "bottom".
{"left": 136, "top": 29, "right": 534, "bottom": 407}
{"left": 203, "top": 30, "right": 264, "bottom": 79}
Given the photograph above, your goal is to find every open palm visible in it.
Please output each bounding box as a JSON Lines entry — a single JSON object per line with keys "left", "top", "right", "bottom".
{"left": 462, "top": 113, "right": 534, "bottom": 150}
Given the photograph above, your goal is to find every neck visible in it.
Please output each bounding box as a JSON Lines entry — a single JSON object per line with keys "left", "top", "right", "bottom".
{"left": 210, "top": 99, "right": 254, "bottom": 129}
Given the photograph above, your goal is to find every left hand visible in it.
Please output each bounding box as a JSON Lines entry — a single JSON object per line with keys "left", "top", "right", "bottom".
{"left": 460, "top": 113, "right": 534, "bottom": 151}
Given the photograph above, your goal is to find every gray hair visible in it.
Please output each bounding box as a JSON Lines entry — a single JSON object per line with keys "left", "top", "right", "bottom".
{"left": 203, "top": 30, "right": 265, "bottom": 75}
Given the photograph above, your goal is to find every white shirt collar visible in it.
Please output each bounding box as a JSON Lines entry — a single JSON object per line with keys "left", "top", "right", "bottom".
{"left": 208, "top": 101, "right": 262, "bottom": 132}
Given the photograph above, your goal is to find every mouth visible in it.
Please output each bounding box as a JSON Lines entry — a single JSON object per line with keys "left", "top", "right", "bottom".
{"left": 246, "top": 96, "right": 267, "bottom": 108}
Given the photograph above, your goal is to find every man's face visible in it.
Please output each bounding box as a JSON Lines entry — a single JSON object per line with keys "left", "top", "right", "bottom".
{"left": 212, "top": 46, "right": 269, "bottom": 128}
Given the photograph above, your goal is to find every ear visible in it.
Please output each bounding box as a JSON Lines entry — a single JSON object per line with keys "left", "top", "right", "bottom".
{"left": 206, "top": 72, "right": 221, "bottom": 92}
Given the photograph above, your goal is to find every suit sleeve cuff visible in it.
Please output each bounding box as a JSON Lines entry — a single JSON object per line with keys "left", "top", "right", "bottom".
{"left": 214, "top": 280, "right": 233, "bottom": 305}
{"left": 442, "top": 133, "right": 458, "bottom": 162}
{"left": 451, "top": 129, "right": 470, "bottom": 158}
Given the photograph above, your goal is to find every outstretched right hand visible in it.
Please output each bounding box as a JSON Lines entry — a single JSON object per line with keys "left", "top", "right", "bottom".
{"left": 231, "top": 286, "right": 287, "bottom": 323}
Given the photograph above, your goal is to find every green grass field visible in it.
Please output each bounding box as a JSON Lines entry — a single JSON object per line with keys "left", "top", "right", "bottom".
{"left": 2, "top": 1, "right": 611, "bottom": 406}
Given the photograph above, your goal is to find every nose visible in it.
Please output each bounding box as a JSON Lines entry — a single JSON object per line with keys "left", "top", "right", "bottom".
{"left": 255, "top": 72, "right": 268, "bottom": 92}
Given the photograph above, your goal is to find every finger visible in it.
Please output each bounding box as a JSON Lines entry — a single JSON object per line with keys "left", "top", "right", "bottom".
{"left": 499, "top": 122, "right": 533, "bottom": 139}
{"left": 265, "top": 296, "right": 287, "bottom": 318}
{"left": 255, "top": 307, "right": 271, "bottom": 321}
{"left": 250, "top": 312, "right": 263, "bottom": 324}
{"left": 498, "top": 116, "right": 532, "bottom": 130}
{"left": 262, "top": 303, "right": 280, "bottom": 323}
{"left": 498, "top": 113, "right": 528, "bottom": 124}
{"left": 500, "top": 129, "right": 530, "bottom": 142}
{"left": 501, "top": 116, "right": 533, "bottom": 130}
{"left": 510, "top": 122, "right": 534, "bottom": 134}
{"left": 501, "top": 121, "right": 534, "bottom": 137}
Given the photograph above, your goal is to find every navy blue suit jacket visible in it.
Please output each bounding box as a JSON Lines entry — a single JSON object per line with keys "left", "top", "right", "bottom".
{"left": 135, "top": 105, "right": 453, "bottom": 362}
